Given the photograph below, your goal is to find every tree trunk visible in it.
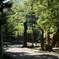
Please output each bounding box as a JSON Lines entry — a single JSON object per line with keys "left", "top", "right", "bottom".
{"left": 45, "top": 31, "right": 53, "bottom": 51}
{"left": 23, "top": 22, "right": 27, "bottom": 47}
{"left": 41, "top": 30, "right": 44, "bottom": 50}
{"left": 0, "top": 25, "right": 3, "bottom": 59}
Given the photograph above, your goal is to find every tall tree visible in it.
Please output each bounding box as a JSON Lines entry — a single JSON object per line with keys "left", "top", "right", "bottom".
{"left": 0, "top": 0, "right": 12, "bottom": 59}
{"left": 23, "top": 22, "right": 27, "bottom": 47}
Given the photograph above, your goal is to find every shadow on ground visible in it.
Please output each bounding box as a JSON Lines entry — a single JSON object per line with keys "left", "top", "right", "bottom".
{"left": 3, "top": 44, "right": 59, "bottom": 59}
{"left": 4, "top": 51, "right": 59, "bottom": 59}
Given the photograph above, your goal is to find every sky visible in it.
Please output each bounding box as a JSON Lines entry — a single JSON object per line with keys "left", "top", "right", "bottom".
{"left": 3, "top": 0, "right": 10, "bottom": 3}
{"left": 3, "top": 0, "right": 28, "bottom": 6}
{"left": 3, "top": 0, "right": 27, "bottom": 3}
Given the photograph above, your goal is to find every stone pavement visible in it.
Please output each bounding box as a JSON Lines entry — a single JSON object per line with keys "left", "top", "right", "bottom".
{"left": 4, "top": 44, "right": 59, "bottom": 59}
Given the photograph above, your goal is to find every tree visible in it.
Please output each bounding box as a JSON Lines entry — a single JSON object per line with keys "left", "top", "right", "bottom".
{"left": 2, "top": 0, "right": 59, "bottom": 50}
{"left": 0, "top": 0, "right": 12, "bottom": 59}
{"left": 3, "top": 1, "right": 25, "bottom": 42}
{"left": 36, "top": 0, "right": 59, "bottom": 50}
{"left": 23, "top": 22, "right": 27, "bottom": 47}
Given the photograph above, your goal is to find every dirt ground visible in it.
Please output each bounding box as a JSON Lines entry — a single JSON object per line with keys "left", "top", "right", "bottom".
{"left": 3, "top": 44, "right": 59, "bottom": 59}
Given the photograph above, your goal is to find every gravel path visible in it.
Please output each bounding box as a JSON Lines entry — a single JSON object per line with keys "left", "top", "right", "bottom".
{"left": 4, "top": 45, "right": 59, "bottom": 59}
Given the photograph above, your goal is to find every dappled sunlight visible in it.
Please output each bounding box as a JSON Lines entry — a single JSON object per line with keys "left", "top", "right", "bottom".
{"left": 4, "top": 44, "right": 59, "bottom": 59}
{"left": 0, "top": 0, "right": 59, "bottom": 59}
{"left": 4, "top": 51, "right": 59, "bottom": 59}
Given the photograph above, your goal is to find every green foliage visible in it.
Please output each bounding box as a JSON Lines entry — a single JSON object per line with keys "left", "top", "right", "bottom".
{"left": 3, "top": 0, "right": 59, "bottom": 42}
